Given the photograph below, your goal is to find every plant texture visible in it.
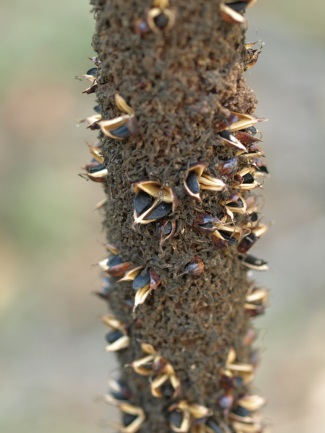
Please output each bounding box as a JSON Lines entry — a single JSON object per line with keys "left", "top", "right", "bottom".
{"left": 80, "top": 1, "right": 268, "bottom": 432}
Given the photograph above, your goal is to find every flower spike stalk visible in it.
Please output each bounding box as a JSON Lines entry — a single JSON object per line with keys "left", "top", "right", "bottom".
{"left": 80, "top": 1, "right": 269, "bottom": 432}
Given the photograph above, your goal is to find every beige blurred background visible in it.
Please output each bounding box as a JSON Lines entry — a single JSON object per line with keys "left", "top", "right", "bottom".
{"left": 0, "top": 1, "right": 324, "bottom": 433}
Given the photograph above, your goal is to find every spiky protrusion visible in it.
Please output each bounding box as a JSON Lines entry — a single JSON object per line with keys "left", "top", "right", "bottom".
{"left": 79, "top": 1, "right": 269, "bottom": 432}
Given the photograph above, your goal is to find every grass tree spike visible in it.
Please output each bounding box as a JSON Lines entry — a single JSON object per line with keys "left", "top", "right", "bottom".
{"left": 84, "top": 0, "right": 268, "bottom": 432}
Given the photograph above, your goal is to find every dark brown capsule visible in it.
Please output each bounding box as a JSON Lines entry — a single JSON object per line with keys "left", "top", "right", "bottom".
{"left": 217, "top": 157, "right": 239, "bottom": 176}
{"left": 237, "top": 232, "right": 258, "bottom": 253}
{"left": 181, "top": 256, "right": 204, "bottom": 277}
{"left": 159, "top": 219, "right": 176, "bottom": 246}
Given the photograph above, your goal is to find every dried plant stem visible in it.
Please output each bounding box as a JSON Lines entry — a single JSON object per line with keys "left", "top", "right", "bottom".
{"left": 82, "top": 1, "right": 268, "bottom": 432}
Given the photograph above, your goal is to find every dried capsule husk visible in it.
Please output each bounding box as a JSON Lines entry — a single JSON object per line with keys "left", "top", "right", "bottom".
{"left": 84, "top": 162, "right": 108, "bottom": 183}
{"left": 99, "top": 255, "right": 132, "bottom": 278}
{"left": 211, "top": 225, "right": 242, "bottom": 247}
{"left": 180, "top": 256, "right": 205, "bottom": 277}
{"left": 220, "top": 192, "right": 247, "bottom": 217}
{"left": 115, "top": 92, "right": 134, "bottom": 115}
{"left": 184, "top": 163, "right": 206, "bottom": 202}
{"left": 220, "top": 3, "right": 245, "bottom": 24}
{"left": 226, "top": 111, "right": 261, "bottom": 132}
{"left": 102, "top": 315, "right": 130, "bottom": 352}
{"left": 118, "top": 402, "right": 146, "bottom": 433}
{"left": 237, "top": 395, "right": 265, "bottom": 412}
{"left": 244, "top": 41, "right": 263, "bottom": 71}
{"left": 87, "top": 143, "right": 104, "bottom": 163}
{"left": 234, "top": 167, "right": 261, "bottom": 191}
{"left": 238, "top": 254, "right": 269, "bottom": 271}
{"left": 237, "top": 223, "right": 268, "bottom": 253}
{"left": 194, "top": 212, "right": 227, "bottom": 234}
{"left": 133, "top": 268, "right": 161, "bottom": 310}
{"left": 218, "top": 130, "right": 247, "bottom": 152}
{"left": 133, "top": 181, "right": 177, "bottom": 224}
{"left": 147, "top": 1, "right": 176, "bottom": 33}
{"left": 108, "top": 379, "right": 132, "bottom": 402}
{"left": 158, "top": 219, "right": 177, "bottom": 246}
{"left": 217, "top": 157, "right": 239, "bottom": 176}
{"left": 100, "top": 115, "right": 139, "bottom": 140}
{"left": 197, "top": 174, "right": 226, "bottom": 191}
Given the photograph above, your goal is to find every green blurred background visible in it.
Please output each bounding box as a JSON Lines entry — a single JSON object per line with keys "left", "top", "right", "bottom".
{"left": 0, "top": 1, "right": 324, "bottom": 433}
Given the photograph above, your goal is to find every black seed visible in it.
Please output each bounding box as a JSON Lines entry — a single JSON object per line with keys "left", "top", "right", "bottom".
{"left": 107, "top": 255, "right": 123, "bottom": 267}
{"left": 145, "top": 202, "right": 172, "bottom": 220}
{"left": 161, "top": 382, "right": 175, "bottom": 398}
{"left": 122, "top": 413, "right": 137, "bottom": 427}
{"left": 105, "top": 329, "right": 124, "bottom": 344}
{"left": 133, "top": 270, "right": 150, "bottom": 291}
{"left": 154, "top": 13, "right": 169, "bottom": 29}
{"left": 237, "top": 233, "right": 257, "bottom": 253}
{"left": 219, "top": 130, "right": 233, "bottom": 140}
{"left": 228, "top": 200, "right": 243, "bottom": 208}
{"left": 110, "top": 124, "right": 130, "bottom": 138}
{"left": 93, "top": 105, "right": 101, "bottom": 113}
{"left": 249, "top": 212, "right": 259, "bottom": 222}
{"left": 186, "top": 171, "right": 200, "bottom": 194}
{"left": 219, "top": 230, "right": 237, "bottom": 245}
{"left": 245, "top": 126, "right": 257, "bottom": 135}
{"left": 87, "top": 163, "right": 106, "bottom": 173}
{"left": 86, "top": 67, "right": 98, "bottom": 77}
{"left": 163, "top": 222, "right": 172, "bottom": 236}
{"left": 245, "top": 255, "right": 267, "bottom": 266}
{"left": 206, "top": 419, "right": 223, "bottom": 433}
{"left": 134, "top": 191, "right": 154, "bottom": 215}
{"left": 242, "top": 173, "right": 254, "bottom": 184}
{"left": 110, "top": 380, "right": 131, "bottom": 401}
{"left": 256, "top": 165, "right": 269, "bottom": 174}
{"left": 232, "top": 405, "right": 251, "bottom": 418}
{"left": 226, "top": 1, "right": 247, "bottom": 13}
{"left": 169, "top": 411, "right": 183, "bottom": 428}
{"left": 233, "top": 376, "right": 244, "bottom": 387}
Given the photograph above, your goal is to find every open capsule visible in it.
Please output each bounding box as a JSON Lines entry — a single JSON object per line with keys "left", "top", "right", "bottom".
{"left": 147, "top": 0, "right": 176, "bottom": 33}
{"left": 238, "top": 254, "right": 269, "bottom": 271}
{"left": 133, "top": 181, "right": 177, "bottom": 225}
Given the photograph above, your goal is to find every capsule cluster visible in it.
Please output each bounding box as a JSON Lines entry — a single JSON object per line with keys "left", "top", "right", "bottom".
{"left": 97, "top": 244, "right": 162, "bottom": 310}
{"left": 126, "top": 343, "right": 180, "bottom": 399}
{"left": 80, "top": 1, "right": 269, "bottom": 432}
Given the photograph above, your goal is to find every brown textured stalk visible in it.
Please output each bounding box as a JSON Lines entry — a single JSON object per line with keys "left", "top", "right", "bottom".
{"left": 83, "top": 1, "right": 267, "bottom": 432}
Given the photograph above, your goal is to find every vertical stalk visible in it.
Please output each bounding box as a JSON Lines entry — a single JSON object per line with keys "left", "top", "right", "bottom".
{"left": 82, "top": 1, "right": 268, "bottom": 432}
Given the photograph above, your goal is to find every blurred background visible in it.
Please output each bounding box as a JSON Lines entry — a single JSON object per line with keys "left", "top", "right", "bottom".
{"left": 0, "top": 1, "right": 324, "bottom": 432}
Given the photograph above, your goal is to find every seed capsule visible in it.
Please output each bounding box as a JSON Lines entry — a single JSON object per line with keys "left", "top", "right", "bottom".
{"left": 237, "top": 223, "right": 268, "bottom": 253}
{"left": 147, "top": 1, "right": 176, "bottom": 33}
{"left": 102, "top": 315, "right": 129, "bottom": 352}
{"left": 238, "top": 254, "right": 269, "bottom": 271}
{"left": 158, "top": 219, "right": 177, "bottom": 246}
{"left": 118, "top": 402, "right": 145, "bottom": 433}
{"left": 234, "top": 167, "right": 260, "bottom": 191}
{"left": 184, "top": 163, "right": 206, "bottom": 202}
{"left": 217, "top": 157, "right": 239, "bottom": 176}
{"left": 181, "top": 256, "right": 205, "bottom": 277}
{"left": 227, "top": 111, "right": 261, "bottom": 132}
{"left": 212, "top": 225, "right": 241, "bottom": 247}
{"left": 245, "top": 41, "right": 263, "bottom": 71}
{"left": 133, "top": 181, "right": 177, "bottom": 225}
{"left": 220, "top": 192, "right": 247, "bottom": 219}
{"left": 114, "top": 93, "right": 134, "bottom": 115}
{"left": 99, "top": 114, "right": 139, "bottom": 140}
{"left": 83, "top": 162, "right": 108, "bottom": 183}
{"left": 108, "top": 379, "right": 132, "bottom": 402}
{"left": 194, "top": 212, "right": 227, "bottom": 234}
{"left": 245, "top": 285, "right": 268, "bottom": 316}
{"left": 99, "top": 255, "right": 132, "bottom": 278}
{"left": 218, "top": 130, "right": 247, "bottom": 152}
